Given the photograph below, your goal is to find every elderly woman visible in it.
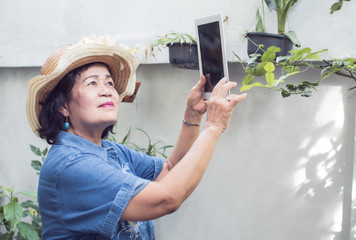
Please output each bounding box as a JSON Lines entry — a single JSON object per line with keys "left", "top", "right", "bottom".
{"left": 26, "top": 36, "right": 247, "bottom": 239}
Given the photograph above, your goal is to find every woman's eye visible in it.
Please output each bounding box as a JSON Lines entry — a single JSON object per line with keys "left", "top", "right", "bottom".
{"left": 107, "top": 81, "right": 114, "bottom": 86}
{"left": 88, "top": 81, "right": 96, "bottom": 86}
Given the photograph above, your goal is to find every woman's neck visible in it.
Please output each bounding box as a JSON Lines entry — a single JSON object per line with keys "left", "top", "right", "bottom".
{"left": 67, "top": 128, "right": 102, "bottom": 146}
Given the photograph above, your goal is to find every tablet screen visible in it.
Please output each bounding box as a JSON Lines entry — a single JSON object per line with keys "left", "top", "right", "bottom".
{"left": 198, "top": 21, "right": 224, "bottom": 92}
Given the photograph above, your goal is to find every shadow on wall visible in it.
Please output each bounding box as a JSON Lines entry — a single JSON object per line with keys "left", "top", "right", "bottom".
{"left": 293, "top": 86, "right": 353, "bottom": 240}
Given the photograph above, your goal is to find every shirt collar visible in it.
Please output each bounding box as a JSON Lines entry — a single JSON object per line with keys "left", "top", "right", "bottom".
{"left": 56, "top": 131, "right": 113, "bottom": 160}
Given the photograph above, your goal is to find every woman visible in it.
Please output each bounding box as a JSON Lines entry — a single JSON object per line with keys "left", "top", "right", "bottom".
{"left": 26, "top": 36, "right": 247, "bottom": 239}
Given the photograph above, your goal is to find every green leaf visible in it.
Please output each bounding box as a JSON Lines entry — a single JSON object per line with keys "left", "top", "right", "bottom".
{"left": 31, "top": 160, "right": 42, "bottom": 171}
{"left": 246, "top": 56, "right": 258, "bottom": 65}
{"left": 284, "top": 31, "right": 301, "bottom": 47}
{"left": 185, "top": 33, "right": 197, "bottom": 44}
{"left": 240, "top": 82, "right": 268, "bottom": 91}
{"left": 4, "top": 202, "right": 23, "bottom": 230}
{"left": 297, "top": 81, "right": 315, "bottom": 91}
{"left": 261, "top": 48, "right": 278, "bottom": 62}
{"left": 233, "top": 51, "right": 243, "bottom": 62}
{"left": 242, "top": 74, "right": 255, "bottom": 85}
{"left": 264, "top": 0, "right": 276, "bottom": 11}
{"left": 281, "top": 90, "right": 291, "bottom": 98}
{"left": 0, "top": 185, "right": 14, "bottom": 195}
{"left": 21, "top": 200, "right": 40, "bottom": 213}
{"left": 274, "top": 71, "right": 299, "bottom": 87}
{"left": 17, "top": 222, "right": 40, "bottom": 240}
{"left": 42, "top": 147, "right": 48, "bottom": 157}
{"left": 18, "top": 191, "right": 37, "bottom": 199}
{"left": 301, "top": 91, "right": 313, "bottom": 97}
{"left": 22, "top": 209, "right": 32, "bottom": 218}
{"left": 301, "top": 49, "right": 328, "bottom": 61}
{"left": 289, "top": 47, "right": 312, "bottom": 63}
{"left": 248, "top": 53, "right": 262, "bottom": 60}
{"left": 344, "top": 58, "right": 355, "bottom": 66}
{"left": 121, "top": 129, "right": 131, "bottom": 145}
{"left": 276, "top": 55, "right": 291, "bottom": 62}
{"left": 284, "top": 65, "right": 300, "bottom": 73}
{"left": 30, "top": 145, "right": 41, "bottom": 157}
{"left": 255, "top": 8, "right": 267, "bottom": 32}
{"left": 264, "top": 62, "right": 275, "bottom": 72}
{"left": 265, "top": 72, "right": 275, "bottom": 86}
{"left": 320, "top": 67, "right": 341, "bottom": 80}
{"left": 152, "top": 32, "right": 196, "bottom": 48}
{"left": 331, "top": 2, "right": 343, "bottom": 13}
{"left": 158, "top": 145, "right": 174, "bottom": 152}
{"left": 286, "top": 84, "right": 298, "bottom": 91}
{"left": 246, "top": 66, "right": 266, "bottom": 76}
{"left": 266, "top": 46, "right": 281, "bottom": 53}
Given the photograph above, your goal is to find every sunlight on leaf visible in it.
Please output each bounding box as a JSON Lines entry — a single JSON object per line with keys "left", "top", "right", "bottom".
{"left": 265, "top": 72, "right": 275, "bottom": 86}
{"left": 241, "top": 82, "right": 267, "bottom": 91}
{"left": 264, "top": 62, "right": 275, "bottom": 72}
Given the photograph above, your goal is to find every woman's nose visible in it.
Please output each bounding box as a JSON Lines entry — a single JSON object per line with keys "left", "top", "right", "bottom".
{"left": 99, "top": 83, "right": 112, "bottom": 97}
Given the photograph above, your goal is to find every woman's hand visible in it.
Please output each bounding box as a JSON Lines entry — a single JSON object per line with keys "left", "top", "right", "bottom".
{"left": 185, "top": 75, "right": 208, "bottom": 123}
{"left": 205, "top": 77, "right": 247, "bottom": 133}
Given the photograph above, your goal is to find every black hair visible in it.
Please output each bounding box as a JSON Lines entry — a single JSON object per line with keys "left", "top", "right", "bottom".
{"left": 38, "top": 62, "right": 114, "bottom": 144}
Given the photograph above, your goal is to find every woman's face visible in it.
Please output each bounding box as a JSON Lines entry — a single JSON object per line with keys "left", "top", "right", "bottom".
{"left": 63, "top": 63, "right": 120, "bottom": 136}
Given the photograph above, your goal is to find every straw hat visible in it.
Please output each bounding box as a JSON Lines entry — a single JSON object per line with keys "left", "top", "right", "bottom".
{"left": 26, "top": 35, "right": 139, "bottom": 136}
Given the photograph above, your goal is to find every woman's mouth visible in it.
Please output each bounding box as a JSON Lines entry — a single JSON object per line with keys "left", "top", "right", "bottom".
{"left": 99, "top": 101, "right": 114, "bottom": 108}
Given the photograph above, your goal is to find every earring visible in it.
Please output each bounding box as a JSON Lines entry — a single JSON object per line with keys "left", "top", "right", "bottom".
{"left": 64, "top": 117, "right": 70, "bottom": 130}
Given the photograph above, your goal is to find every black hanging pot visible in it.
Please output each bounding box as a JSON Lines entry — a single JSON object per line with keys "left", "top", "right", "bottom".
{"left": 168, "top": 42, "right": 199, "bottom": 70}
{"left": 246, "top": 32, "right": 293, "bottom": 57}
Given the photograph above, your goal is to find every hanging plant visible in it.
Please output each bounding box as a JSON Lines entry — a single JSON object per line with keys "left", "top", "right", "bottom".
{"left": 234, "top": 46, "right": 356, "bottom": 97}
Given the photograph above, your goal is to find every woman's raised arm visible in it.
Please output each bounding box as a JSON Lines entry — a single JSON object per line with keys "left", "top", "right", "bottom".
{"left": 121, "top": 77, "right": 247, "bottom": 221}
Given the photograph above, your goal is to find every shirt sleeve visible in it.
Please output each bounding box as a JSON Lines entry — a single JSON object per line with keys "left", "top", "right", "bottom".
{"left": 107, "top": 141, "right": 165, "bottom": 181}
{"left": 57, "top": 153, "right": 150, "bottom": 239}
{"left": 125, "top": 147, "right": 165, "bottom": 181}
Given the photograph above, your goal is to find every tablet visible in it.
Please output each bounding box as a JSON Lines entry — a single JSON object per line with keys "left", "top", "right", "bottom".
{"left": 195, "top": 13, "right": 229, "bottom": 99}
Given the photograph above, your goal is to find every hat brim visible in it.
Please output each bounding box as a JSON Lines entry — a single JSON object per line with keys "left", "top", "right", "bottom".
{"left": 26, "top": 43, "right": 139, "bottom": 136}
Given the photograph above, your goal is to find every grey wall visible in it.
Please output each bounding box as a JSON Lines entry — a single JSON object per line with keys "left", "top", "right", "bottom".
{"left": 1, "top": 64, "right": 356, "bottom": 240}
{"left": 1, "top": 0, "right": 356, "bottom": 239}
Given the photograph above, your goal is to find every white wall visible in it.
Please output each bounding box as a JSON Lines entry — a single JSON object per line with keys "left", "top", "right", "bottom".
{"left": 1, "top": 0, "right": 356, "bottom": 239}
{"left": 1, "top": 0, "right": 355, "bottom": 66}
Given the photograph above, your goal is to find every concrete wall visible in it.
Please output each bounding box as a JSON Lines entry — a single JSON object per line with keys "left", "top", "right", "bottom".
{"left": 1, "top": 64, "right": 356, "bottom": 240}
{"left": 1, "top": 0, "right": 356, "bottom": 239}
{"left": 1, "top": 0, "right": 356, "bottom": 66}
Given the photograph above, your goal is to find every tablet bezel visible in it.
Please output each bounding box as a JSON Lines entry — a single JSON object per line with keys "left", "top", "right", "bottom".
{"left": 195, "top": 13, "right": 229, "bottom": 99}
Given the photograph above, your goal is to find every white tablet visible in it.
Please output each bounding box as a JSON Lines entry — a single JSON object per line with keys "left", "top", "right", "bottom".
{"left": 195, "top": 13, "right": 229, "bottom": 99}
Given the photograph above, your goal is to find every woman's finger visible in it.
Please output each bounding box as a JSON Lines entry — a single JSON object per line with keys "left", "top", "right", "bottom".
{"left": 211, "top": 78, "right": 237, "bottom": 97}
{"left": 192, "top": 75, "right": 206, "bottom": 92}
{"left": 226, "top": 93, "right": 248, "bottom": 107}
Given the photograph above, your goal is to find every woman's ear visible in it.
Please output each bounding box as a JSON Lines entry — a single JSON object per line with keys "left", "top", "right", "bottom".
{"left": 60, "top": 103, "right": 69, "bottom": 117}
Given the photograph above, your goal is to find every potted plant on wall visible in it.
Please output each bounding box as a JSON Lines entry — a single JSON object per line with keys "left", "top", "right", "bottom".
{"left": 237, "top": 0, "right": 356, "bottom": 97}
{"left": 150, "top": 32, "right": 198, "bottom": 70}
{"left": 246, "top": 0, "right": 301, "bottom": 57}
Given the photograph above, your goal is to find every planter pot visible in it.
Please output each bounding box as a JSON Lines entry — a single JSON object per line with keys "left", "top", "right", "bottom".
{"left": 246, "top": 32, "right": 293, "bottom": 57}
{"left": 168, "top": 43, "right": 199, "bottom": 70}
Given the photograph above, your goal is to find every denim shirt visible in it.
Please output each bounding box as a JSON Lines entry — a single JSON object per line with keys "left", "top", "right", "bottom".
{"left": 38, "top": 131, "right": 164, "bottom": 239}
